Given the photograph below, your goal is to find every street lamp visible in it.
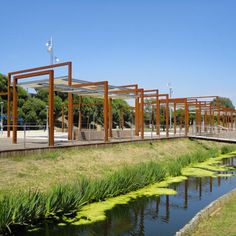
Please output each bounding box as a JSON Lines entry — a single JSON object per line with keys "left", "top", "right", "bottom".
{"left": 167, "top": 83, "right": 174, "bottom": 129}
{"left": 46, "top": 37, "right": 60, "bottom": 64}
{"left": 0, "top": 101, "right": 3, "bottom": 135}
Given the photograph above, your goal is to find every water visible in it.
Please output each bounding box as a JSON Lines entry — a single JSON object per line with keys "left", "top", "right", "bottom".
{"left": 25, "top": 157, "right": 236, "bottom": 236}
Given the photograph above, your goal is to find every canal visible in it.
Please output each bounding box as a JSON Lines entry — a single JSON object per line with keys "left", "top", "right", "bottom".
{"left": 25, "top": 157, "right": 236, "bottom": 236}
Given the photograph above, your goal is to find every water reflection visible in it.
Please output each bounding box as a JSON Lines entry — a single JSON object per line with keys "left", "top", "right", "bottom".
{"left": 25, "top": 157, "right": 236, "bottom": 236}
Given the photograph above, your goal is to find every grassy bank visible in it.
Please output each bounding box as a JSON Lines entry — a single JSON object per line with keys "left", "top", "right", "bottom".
{"left": 193, "top": 192, "right": 236, "bottom": 236}
{"left": 0, "top": 138, "right": 233, "bottom": 195}
{"left": 0, "top": 138, "right": 235, "bottom": 234}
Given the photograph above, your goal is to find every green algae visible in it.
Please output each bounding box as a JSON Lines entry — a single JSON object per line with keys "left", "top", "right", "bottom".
{"left": 193, "top": 161, "right": 234, "bottom": 172}
{"left": 27, "top": 227, "right": 41, "bottom": 232}
{"left": 182, "top": 167, "right": 218, "bottom": 177}
{"left": 60, "top": 152, "right": 236, "bottom": 227}
{"left": 58, "top": 223, "right": 67, "bottom": 227}
{"left": 63, "top": 186, "right": 177, "bottom": 226}
{"left": 217, "top": 152, "right": 236, "bottom": 160}
{"left": 62, "top": 176, "right": 188, "bottom": 226}
{"left": 181, "top": 151, "right": 236, "bottom": 177}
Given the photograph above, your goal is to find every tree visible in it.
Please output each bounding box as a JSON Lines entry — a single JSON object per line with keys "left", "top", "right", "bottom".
{"left": 112, "top": 99, "right": 131, "bottom": 128}
{"left": 0, "top": 74, "right": 8, "bottom": 119}
{"left": 211, "top": 97, "right": 235, "bottom": 109}
{"left": 0, "top": 74, "right": 7, "bottom": 92}
{"left": 21, "top": 98, "right": 46, "bottom": 125}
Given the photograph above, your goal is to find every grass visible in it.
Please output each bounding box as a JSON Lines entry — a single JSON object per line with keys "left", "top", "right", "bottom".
{"left": 0, "top": 138, "right": 233, "bottom": 195}
{"left": 0, "top": 139, "right": 235, "bottom": 234}
{"left": 193, "top": 192, "right": 236, "bottom": 236}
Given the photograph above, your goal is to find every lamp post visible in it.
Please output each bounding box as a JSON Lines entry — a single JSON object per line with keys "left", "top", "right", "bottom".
{"left": 0, "top": 101, "right": 3, "bottom": 135}
{"left": 46, "top": 37, "right": 60, "bottom": 64}
{"left": 167, "top": 83, "right": 174, "bottom": 129}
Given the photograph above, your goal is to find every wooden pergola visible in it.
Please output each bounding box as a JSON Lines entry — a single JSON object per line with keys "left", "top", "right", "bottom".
{"left": 5, "top": 62, "right": 236, "bottom": 146}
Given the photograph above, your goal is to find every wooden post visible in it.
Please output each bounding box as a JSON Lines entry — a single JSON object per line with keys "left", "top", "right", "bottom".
{"left": 68, "top": 62, "right": 73, "bottom": 140}
{"left": 104, "top": 81, "right": 109, "bottom": 142}
{"left": 217, "top": 107, "right": 220, "bottom": 133}
{"left": 166, "top": 95, "right": 169, "bottom": 138}
{"left": 7, "top": 74, "right": 11, "bottom": 137}
{"left": 135, "top": 96, "right": 139, "bottom": 136}
{"left": 141, "top": 89, "right": 144, "bottom": 140}
{"left": 156, "top": 95, "right": 160, "bottom": 135}
{"left": 109, "top": 98, "right": 112, "bottom": 137}
{"left": 48, "top": 70, "right": 54, "bottom": 146}
{"left": 199, "top": 103, "right": 202, "bottom": 134}
{"left": 184, "top": 100, "right": 188, "bottom": 136}
{"left": 12, "top": 78, "right": 17, "bottom": 144}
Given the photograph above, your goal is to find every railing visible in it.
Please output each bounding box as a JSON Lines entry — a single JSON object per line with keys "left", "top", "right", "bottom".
{"left": 1, "top": 122, "right": 236, "bottom": 151}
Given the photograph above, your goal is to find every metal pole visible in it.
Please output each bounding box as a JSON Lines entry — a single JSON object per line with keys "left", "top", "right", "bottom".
{"left": 0, "top": 101, "right": 3, "bottom": 135}
{"left": 87, "top": 115, "right": 89, "bottom": 130}
{"left": 24, "top": 124, "right": 26, "bottom": 148}
{"left": 79, "top": 110, "right": 82, "bottom": 131}
{"left": 46, "top": 105, "right": 49, "bottom": 144}
{"left": 46, "top": 106, "right": 49, "bottom": 132}
{"left": 89, "top": 117, "right": 91, "bottom": 142}
{"left": 62, "top": 106, "right": 64, "bottom": 132}
{"left": 150, "top": 111, "right": 153, "bottom": 139}
{"left": 174, "top": 101, "right": 176, "bottom": 135}
{"left": 131, "top": 111, "right": 133, "bottom": 140}
{"left": 93, "top": 113, "right": 95, "bottom": 130}
{"left": 50, "top": 37, "right": 53, "bottom": 65}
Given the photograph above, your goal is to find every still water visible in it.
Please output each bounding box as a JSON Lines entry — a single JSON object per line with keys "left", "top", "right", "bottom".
{"left": 25, "top": 157, "right": 236, "bottom": 236}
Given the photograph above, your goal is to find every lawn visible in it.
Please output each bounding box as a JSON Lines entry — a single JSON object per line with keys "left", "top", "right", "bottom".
{"left": 193, "top": 192, "right": 236, "bottom": 236}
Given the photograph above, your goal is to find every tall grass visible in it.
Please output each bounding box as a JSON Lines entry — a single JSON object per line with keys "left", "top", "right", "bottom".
{"left": 221, "top": 145, "right": 236, "bottom": 154}
{"left": 0, "top": 145, "right": 233, "bottom": 234}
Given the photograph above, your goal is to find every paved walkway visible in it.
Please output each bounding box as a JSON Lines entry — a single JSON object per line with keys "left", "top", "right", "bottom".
{"left": 0, "top": 129, "right": 185, "bottom": 152}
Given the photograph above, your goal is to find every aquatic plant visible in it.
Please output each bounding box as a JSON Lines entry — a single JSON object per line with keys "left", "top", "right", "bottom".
{"left": 221, "top": 145, "right": 236, "bottom": 154}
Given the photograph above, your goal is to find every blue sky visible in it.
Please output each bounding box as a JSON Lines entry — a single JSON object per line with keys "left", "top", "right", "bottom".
{"left": 1, "top": 0, "right": 236, "bottom": 104}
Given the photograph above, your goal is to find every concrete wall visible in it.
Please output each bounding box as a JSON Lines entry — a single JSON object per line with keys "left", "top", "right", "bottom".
{"left": 0, "top": 136, "right": 185, "bottom": 158}
{"left": 74, "top": 129, "right": 136, "bottom": 141}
